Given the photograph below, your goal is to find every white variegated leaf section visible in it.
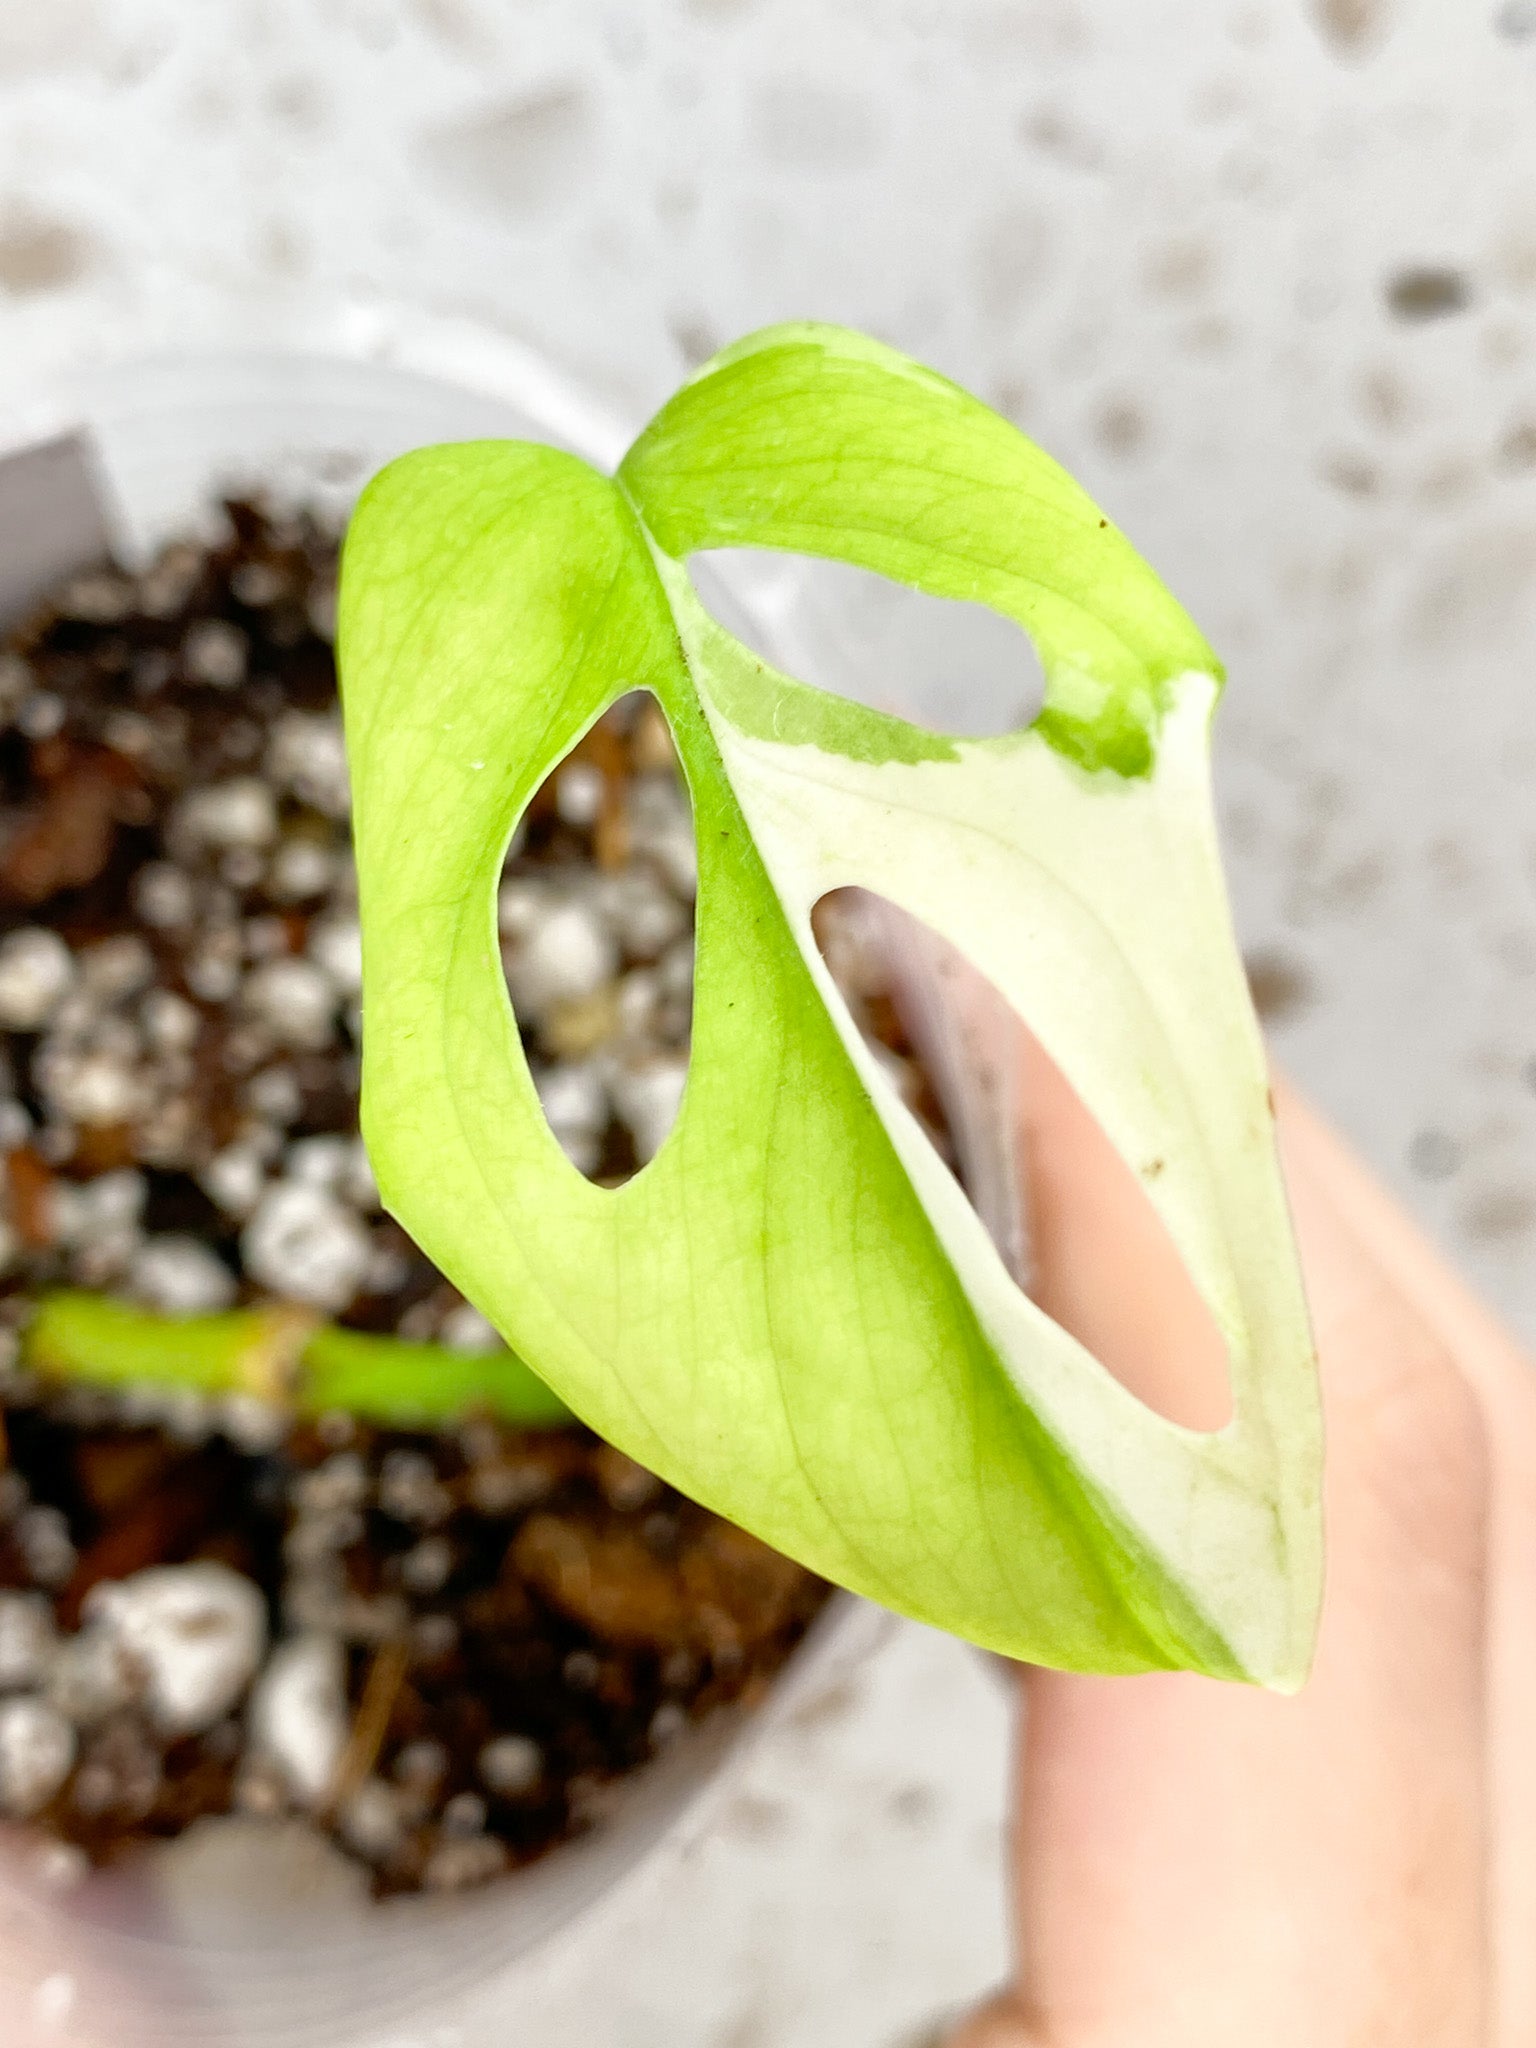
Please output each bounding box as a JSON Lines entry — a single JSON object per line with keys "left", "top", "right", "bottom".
{"left": 669, "top": 582, "right": 1320, "bottom": 1691}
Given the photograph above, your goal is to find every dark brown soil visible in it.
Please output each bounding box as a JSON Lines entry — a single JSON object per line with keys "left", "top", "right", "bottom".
{"left": 0, "top": 1398, "right": 822, "bottom": 1895}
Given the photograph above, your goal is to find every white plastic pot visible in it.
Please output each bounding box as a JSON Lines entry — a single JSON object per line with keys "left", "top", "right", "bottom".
{"left": 0, "top": 329, "right": 1024, "bottom": 2048}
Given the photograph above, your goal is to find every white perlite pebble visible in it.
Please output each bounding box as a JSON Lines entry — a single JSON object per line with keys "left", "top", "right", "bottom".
{"left": 63, "top": 570, "right": 134, "bottom": 623}
{"left": 628, "top": 776, "right": 698, "bottom": 897}
{"left": 267, "top": 712, "right": 351, "bottom": 818}
{"left": 609, "top": 1055, "right": 689, "bottom": 1164}
{"left": 138, "top": 544, "right": 201, "bottom": 619}
{"left": 0, "top": 1593, "right": 55, "bottom": 1691}
{"left": 141, "top": 987, "right": 200, "bottom": 1053}
{"left": 496, "top": 875, "right": 544, "bottom": 942}
{"left": 0, "top": 1697, "right": 75, "bottom": 1817}
{"left": 478, "top": 1733, "right": 542, "bottom": 1795}
{"left": 286, "top": 1133, "right": 350, "bottom": 1189}
{"left": 247, "top": 1634, "right": 348, "bottom": 1809}
{"left": 230, "top": 560, "right": 288, "bottom": 608}
{"left": 307, "top": 915, "right": 362, "bottom": 995}
{"left": 439, "top": 1303, "right": 501, "bottom": 1355}
{"left": 133, "top": 861, "right": 197, "bottom": 931}
{"left": 131, "top": 1234, "right": 237, "bottom": 1314}
{"left": 377, "top": 1449, "right": 451, "bottom": 1527}
{"left": 84, "top": 1563, "right": 266, "bottom": 1735}
{"left": 182, "top": 618, "right": 248, "bottom": 688}
{"left": 102, "top": 709, "right": 156, "bottom": 758}
{"left": 241, "top": 1181, "right": 371, "bottom": 1311}
{"left": 657, "top": 935, "right": 694, "bottom": 1001}
{"left": 649, "top": 1702, "right": 687, "bottom": 1747}
{"left": 293, "top": 1452, "right": 368, "bottom": 1516}
{"left": 0, "top": 928, "right": 74, "bottom": 1030}
{"left": 242, "top": 957, "right": 336, "bottom": 1050}
{"left": 338, "top": 1776, "right": 403, "bottom": 1861}
{"left": 247, "top": 1064, "right": 302, "bottom": 1125}
{"left": 200, "top": 1144, "right": 267, "bottom": 1218}
{"left": 267, "top": 838, "right": 335, "bottom": 902}
{"left": 393, "top": 1737, "right": 447, "bottom": 1789}
{"left": 555, "top": 761, "right": 606, "bottom": 828}
{"left": 15, "top": 1507, "right": 76, "bottom": 1590}
{"left": 442, "top": 1789, "right": 487, "bottom": 1836}
{"left": 307, "top": 581, "right": 338, "bottom": 644}
{"left": 424, "top": 1835, "right": 507, "bottom": 1891}
{"left": 78, "top": 935, "right": 153, "bottom": 1000}
{"left": 399, "top": 1535, "right": 452, "bottom": 1594}
{"left": 219, "top": 1394, "right": 288, "bottom": 1454}
{"left": 42, "top": 990, "right": 97, "bottom": 1042}
{"left": 503, "top": 899, "right": 617, "bottom": 1026}
{"left": 600, "top": 869, "right": 689, "bottom": 961}
{"left": 39, "top": 1048, "right": 147, "bottom": 1127}
{"left": 173, "top": 778, "right": 278, "bottom": 852}
{"left": 342, "top": 1137, "right": 379, "bottom": 1210}
{"left": 53, "top": 1170, "right": 146, "bottom": 1243}
{"left": 534, "top": 1060, "right": 607, "bottom": 1173}
{"left": 46, "top": 1628, "right": 134, "bottom": 1725}
{"left": 616, "top": 969, "right": 658, "bottom": 1039}
{"left": 17, "top": 693, "right": 65, "bottom": 740}
{"left": 243, "top": 913, "right": 288, "bottom": 962}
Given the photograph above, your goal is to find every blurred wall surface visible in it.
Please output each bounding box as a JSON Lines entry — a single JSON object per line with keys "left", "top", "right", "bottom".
{"left": 1, "top": 0, "right": 1530, "bottom": 1323}
{"left": 0, "top": 3, "right": 1531, "bottom": 2042}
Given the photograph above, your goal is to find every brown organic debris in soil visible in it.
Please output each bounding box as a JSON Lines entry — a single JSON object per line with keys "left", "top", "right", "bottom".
{"left": 0, "top": 499, "right": 938, "bottom": 1899}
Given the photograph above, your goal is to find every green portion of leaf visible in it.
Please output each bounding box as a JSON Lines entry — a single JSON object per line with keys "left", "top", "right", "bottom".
{"left": 620, "top": 323, "right": 1221, "bottom": 777}
{"left": 339, "top": 349, "right": 1322, "bottom": 1687}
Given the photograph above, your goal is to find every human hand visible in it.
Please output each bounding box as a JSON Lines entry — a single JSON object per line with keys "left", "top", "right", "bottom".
{"left": 950, "top": 1051, "right": 1536, "bottom": 2047}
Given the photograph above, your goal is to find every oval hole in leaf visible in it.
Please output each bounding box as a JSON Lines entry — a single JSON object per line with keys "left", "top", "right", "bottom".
{"left": 692, "top": 551, "right": 1046, "bottom": 738}
{"left": 813, "top": 888, "right": 1233, "bottom": 1433}
{"left": 498, "top": 693, "right": 695, "bottom": 1186}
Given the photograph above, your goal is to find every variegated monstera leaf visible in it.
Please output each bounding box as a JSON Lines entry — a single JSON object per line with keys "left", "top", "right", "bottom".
{"left": 338, "top": 324, "right": 1322, "bottom": 1689}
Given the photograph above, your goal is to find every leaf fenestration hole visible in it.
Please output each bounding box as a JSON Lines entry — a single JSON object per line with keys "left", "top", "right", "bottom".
{"left": 498, "top": 692, "right": 695, "bottom": 1186}
{"left": 813, "top": 888, "right": 1233, "bottom": 1433}
{"left": 692, "top": 551, "right": 1047, "bottom": 738}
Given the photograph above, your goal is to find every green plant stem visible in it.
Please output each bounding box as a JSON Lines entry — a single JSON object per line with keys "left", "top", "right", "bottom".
{"left": 23, "top": 1291, "right": 574, "bottom": 1430}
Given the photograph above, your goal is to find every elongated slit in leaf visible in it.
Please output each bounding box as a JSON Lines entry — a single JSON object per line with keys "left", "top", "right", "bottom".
{"left": 691, "top": 550, "right": 1047, "bottom": 739}
{"left": 812, "top": 888, "right": 1233, "bottom": 1433}
{"left": 497, "top": 693, "right": 696, "bottom": 1186}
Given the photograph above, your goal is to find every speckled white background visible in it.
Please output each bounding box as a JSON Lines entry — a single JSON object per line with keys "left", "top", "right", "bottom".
{"left": 1, "top": 1, "right": 1533, "bottom": 2042}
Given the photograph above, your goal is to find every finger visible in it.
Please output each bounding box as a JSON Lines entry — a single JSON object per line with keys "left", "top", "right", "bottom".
{"left": 1000, "top": 1046, "right": 1488, "bottom": 2048}
{"left": 1276, "top": 1086, "right": 1536, "bottom": 2047}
